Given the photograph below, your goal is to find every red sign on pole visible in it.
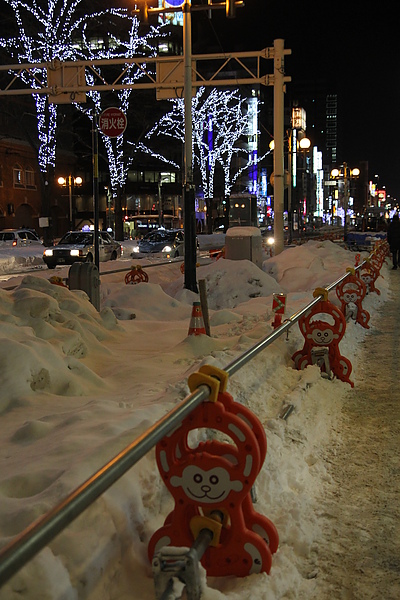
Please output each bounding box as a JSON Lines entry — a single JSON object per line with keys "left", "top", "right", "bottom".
{"left": 99, "top": 107, "right": 127, "bottom": 138}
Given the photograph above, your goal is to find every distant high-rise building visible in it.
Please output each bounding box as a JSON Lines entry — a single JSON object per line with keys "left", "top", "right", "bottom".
{"left": 325, "top": 94, "right": 338, "bottom": 166}
{"left": 289, "top": 78, "right": 338, "bottom": 174}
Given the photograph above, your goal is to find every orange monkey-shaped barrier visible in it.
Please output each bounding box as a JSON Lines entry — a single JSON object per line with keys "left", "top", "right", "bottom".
{"left": 209, "top": 247, "right": 225, "bottom": 260}
{"left": 336, "top": 270, "right": 370, "bottom": 329}
{"left": 48, "top": 275, "right": 68, "bottom": 287}
{"left": 125, "top": 265, "right": 149, "bottom": 285}
{"left": 292, "top": 288, "right": 354, "bottom": 387}
{"left": 358, "top": 262, "right": 380, "bottom": 295}
{"left": 148, "top": 381, "right": 278, "bottom": 577}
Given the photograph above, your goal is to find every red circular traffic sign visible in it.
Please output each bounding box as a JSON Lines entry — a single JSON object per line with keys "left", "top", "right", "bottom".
{"left": 99, "top": 107, "right": 127, "bottom": 138}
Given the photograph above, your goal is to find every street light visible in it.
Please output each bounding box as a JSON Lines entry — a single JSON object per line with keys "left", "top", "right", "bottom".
{"left": 269, "top": 134, "right": 311, "bottom": 244}
{"left": 58, "top": 175, "right": 82, "bottom": 230}
{"left": 330, "top": 162, "right": 360, "bottom": 242}
{"left": 299, "top": 137, "right": 311, "bottom": 150}
{"left": 295, "top": 135, "right": 311, "bottom": 234}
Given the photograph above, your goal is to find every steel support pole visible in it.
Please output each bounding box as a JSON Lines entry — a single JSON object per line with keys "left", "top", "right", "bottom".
{"left": 288, "top": 131, "right": 293, "bottom": 244}
{"left": 183, "top": 1, "right": 198, "bottom": 293}
{"left": 68, "top": 175, "right": 73, "bottom": 231}
{"left": 273, "top": 39, "right": 285, "bottom": 255}
{"left": 92, "top": 112, "right": 100, "bottom": 269}
{"left": 343, "top": 162, "right": 348, "bottom": 242}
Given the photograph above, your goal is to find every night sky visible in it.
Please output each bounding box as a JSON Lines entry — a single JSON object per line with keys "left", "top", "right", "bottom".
{"left": 192, "top": 0, "right": 399, "bottom": 200}
{"left": 1, "top": 0, "right": 396, "bottom": 197}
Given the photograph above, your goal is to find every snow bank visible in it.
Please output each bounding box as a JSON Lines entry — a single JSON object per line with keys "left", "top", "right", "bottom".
{"left": 0, "top": 240, "right": 390, "bottom": 600}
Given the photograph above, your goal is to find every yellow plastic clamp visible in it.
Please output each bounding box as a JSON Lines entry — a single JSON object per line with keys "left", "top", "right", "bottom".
{"left": 190, "top": 514, "right": 223, "bottom": 547}
{"left": 346, "top": 267, "right": 355, "bottom": 275}
{"left": 313, "top": 287, "right": 329, "bottom": 301}
{"left": 187, "top": 365, "right": 229, "bottom": 403}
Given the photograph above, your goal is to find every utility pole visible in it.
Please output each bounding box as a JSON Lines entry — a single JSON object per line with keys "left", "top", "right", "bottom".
{"left": 273, "top": 39, "right": 290, "bottom": 256}
{"left": 182, "top": 0, "right": 197, "bottom": 292}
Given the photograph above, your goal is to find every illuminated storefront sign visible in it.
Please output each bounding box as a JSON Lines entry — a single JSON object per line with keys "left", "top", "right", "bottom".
{"left": 377, "top": 189, "right": 386, "bottom": 205}
{"left": 292, "top": 107, "right": 306, "bottom": 131}
{"left": 248, "top": 96, "right": 258, "bottom": 194}
{"left": 313, "top": 147, "right": 324, "bottom": 216}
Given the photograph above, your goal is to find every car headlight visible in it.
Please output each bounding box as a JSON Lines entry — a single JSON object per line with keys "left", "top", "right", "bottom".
{"left": 266, "top": 237, "right": 274, "bottom": 246}
{"left": 44, "top": 249, "right": 53, "bottom": 257}
{"left": 132, "top": 246, "right": 139, "bottom": 253}
{"left": 162, "top": 245, "right": 172, "bottom": 253}
{"left": 70, "top": 249, "right": 80, "bottom": 256}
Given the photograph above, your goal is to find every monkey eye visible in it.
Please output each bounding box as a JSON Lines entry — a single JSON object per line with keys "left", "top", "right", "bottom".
{"left": 194, "top": 473, "right": 203, "bottom": 483}
{"left": 209, "top": 475, "right": 219, "bottom": 485}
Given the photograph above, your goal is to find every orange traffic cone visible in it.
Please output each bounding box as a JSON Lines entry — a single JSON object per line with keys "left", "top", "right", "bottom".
{"left": 188, "top": 301, "right": 206, "bottom": 336}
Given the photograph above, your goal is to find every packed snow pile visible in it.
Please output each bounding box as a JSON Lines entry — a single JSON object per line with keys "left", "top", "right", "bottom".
{"left": 0, "top": 240, "right": 390, "bottom": 600}
{"left": 0, "top": 276, "right": 122, "bottom": 412}
{"left": 0, "top": 245, "right": 44, "bottom": 274}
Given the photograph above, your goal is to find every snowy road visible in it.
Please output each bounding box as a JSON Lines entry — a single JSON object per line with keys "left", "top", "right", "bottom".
{"left": 314, "top": 271, "right": 400, "bottom": 599}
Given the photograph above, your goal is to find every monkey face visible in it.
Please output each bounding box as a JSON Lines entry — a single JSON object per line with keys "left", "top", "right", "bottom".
{"left": 309, "top": 327, "right": 335, "bottom": 345}
{"left": 170, "top": 465, "right": 243, "bottom": 503}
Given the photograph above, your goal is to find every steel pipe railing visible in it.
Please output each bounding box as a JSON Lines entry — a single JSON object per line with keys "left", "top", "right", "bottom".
{"left": 0, "top": 257, "right": 372, "bottom": 586}
{"left": 224, "top": 261, "right": 366, "bottom": 377}
{"left": 0, "top": 384, "right": 210, "bottom": 585}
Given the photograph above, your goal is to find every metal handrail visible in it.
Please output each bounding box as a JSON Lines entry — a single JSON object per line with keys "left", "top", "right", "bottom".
{"left": 224, "top": 263, "right": 365, "bottom": 377}
{"left": 0, "top": 258, "right": 369, "bottom": 586}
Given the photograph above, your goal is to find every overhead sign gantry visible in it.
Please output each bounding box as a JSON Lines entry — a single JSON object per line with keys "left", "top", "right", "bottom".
{"left": 0, "top": 0, "right": 291, "bottom": 291}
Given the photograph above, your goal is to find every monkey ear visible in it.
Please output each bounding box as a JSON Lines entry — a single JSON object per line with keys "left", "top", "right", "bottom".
{"left": 231, "top": 480, "right": 244, "bottom": 492}
{"left": 170, "top": 475, "right": 182, "bottom": 488}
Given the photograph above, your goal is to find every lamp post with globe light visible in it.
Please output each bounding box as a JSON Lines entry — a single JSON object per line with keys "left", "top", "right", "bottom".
{"left": 331, "top": 163, "right": 360, "bottom": 242}
{"left": 296, "top": 136, "right": 312, "bottom": 233}
{"left": 269, "top": 133, "right": 310, "bottom": 244}
{"left": 57, "top": 175, "right": 82, "bottom": 231}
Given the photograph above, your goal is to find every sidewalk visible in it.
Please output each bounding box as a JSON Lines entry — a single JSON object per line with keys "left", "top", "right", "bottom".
{"left": 313, "top": 269, "right": 400, "bottom": 599}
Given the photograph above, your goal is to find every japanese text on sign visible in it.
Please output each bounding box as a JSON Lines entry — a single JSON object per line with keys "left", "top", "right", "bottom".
{"left": 98, "top": 107, "right": 127, "bottom": 138}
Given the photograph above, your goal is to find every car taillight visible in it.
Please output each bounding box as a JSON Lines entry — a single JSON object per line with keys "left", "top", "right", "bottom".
{"left": 12, "top": 240, "right": 17, "bottom": 246}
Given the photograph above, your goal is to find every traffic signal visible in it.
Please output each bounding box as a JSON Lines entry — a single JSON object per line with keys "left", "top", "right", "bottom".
{"left": 226, "top": 0, "right": 236, "bottom": 18}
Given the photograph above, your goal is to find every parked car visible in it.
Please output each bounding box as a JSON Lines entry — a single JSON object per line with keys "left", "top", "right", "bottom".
{"left": 0, "top": 228, "right": 43, "bottom": 247}
{"left": 43, "top": 230, "right": 122, "bottom": 269}
{"left": 132, "top": 228, "right": 185, "bottom": 258}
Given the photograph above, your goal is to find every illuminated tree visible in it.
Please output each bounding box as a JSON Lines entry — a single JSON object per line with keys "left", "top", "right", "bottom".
{"left": 0, "top": 0, "right": 126, "bottom": 238}
{"left": 0, "top": 1, "right": 175, "bottom": 239}
{"left": 146, "top": 86, "right": 269, "bottom": 198}
{"left": 75, "top": 14, "right": 177, "bottom": 239}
